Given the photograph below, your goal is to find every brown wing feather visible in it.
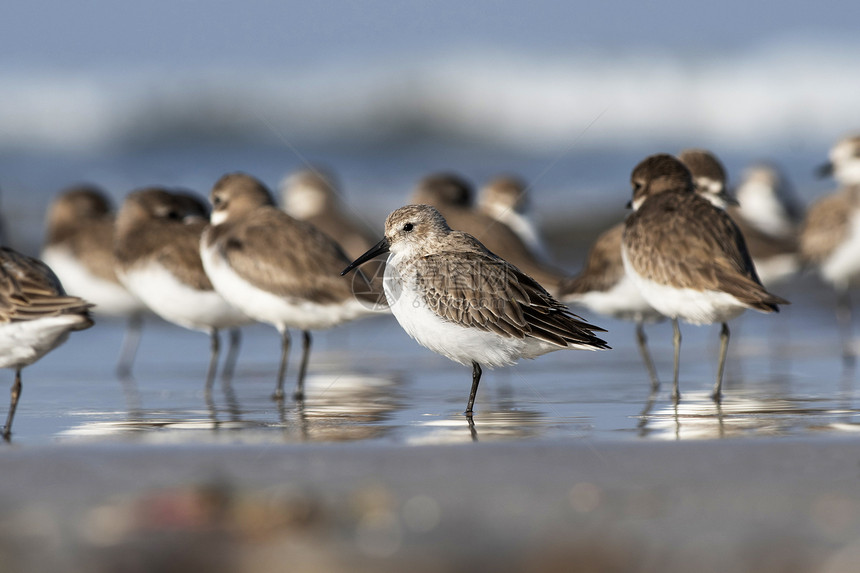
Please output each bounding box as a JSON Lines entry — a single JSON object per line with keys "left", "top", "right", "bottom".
{"left": 0, "top": 248, "right": 93, "bottom": 326}
{"left": 155, "top": 220, "right": 214, "bottom": 291}
{"left": 61, "top": 218, "right": 120, "bottom": 283}
{"left": 431, "top": 206, "right": 567, "bottom": 293}
{"left": 624, "top": 192, "right": 788, "bottom": 312}
{"left": 560, "top": 223, "right": 626, "bottom": 296}
{"left": 415, "top": 250, "right": 608, "bottom": 348}
{"left": 217, "top": 207, "right": 373, "bottom": 304}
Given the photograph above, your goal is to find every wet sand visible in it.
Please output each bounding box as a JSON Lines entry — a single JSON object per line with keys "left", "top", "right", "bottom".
{"left": 2, "top": 439, "right": 860, "bottom": 573}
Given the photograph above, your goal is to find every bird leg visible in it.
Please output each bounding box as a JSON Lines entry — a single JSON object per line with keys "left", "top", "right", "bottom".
{"left": 221, "top": 327, "right": 242, "bottom": 383}
{"left": 837, "top": 289, "right": 854, "bottom": 366}
{"left": 635, "top": 322, "right": 660, "bottom": 391}
{"left": 295, "top": 331, "right": 312, "bottom": 402}
{"left": 672, "top": 318, "right": 681, "bottom": 402}
{"left": 466, "top": 362, "right": 482, "bottom": 414}
{"left": 3, "top": 369, "right": 22, "bottom": 442}
{"left": 205, "top": 329, "right": 220, "bottom": 392}
{"left": 116, "top": 313, "right": 143, "bottom": 379}
{"left": 273, "top": 329, "right": 291, "bottom": 401}
{"left": 713, "top": 322, "right": 730, "bottom": 402}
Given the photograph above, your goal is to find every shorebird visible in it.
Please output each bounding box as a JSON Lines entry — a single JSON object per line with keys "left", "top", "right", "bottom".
{"left": 558, "top": 223, "right": 663, "bottom": 389}
{"left": 280, "top": 167, "right": 379, "bottom": 262}
{"left": 342, "top": 204, "right": 609, "bottom": 415}
{"left": 42, "top": 185, "right": 148, "bottom": 377}
{"left": 677, "top": 149, "right": 737, "bottom": 209}
{"left": 114, "top": 188, "right": 251, "bottom": 389}
{"left": 622, "top": 154, "right": 788, "bottom": 401}
{"left": 730, "top": 163, "right": 803, "bottom": 287}
{"left": 0, "top": 247, "right": 93, "bottom": 440}
{"left": 201, "top": 172, "right": 384, "bottom": 401}
{"left": 411, "top": 173, "right": 568, "bottom": 295}
{"left": 280, "top": 166, "right": 386, "bottom": 292}
{"left": 800, "top": 134, "right": 860, "bottom": 362}
{"left": 679, "top": 150, "right": 802, "bottom": 287}
{"left": 559, "top": 150, "right": 738, "bottom": 391}
{"left": 478, "top": 175, "right": 551, "bottom": 261}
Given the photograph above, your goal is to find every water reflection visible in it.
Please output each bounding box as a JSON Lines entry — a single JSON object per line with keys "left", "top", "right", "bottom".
{"left": 59, "top": 372, "right": 400, "bottom": 444}
{"left": 404, "top": 408, "right": 587, "bottom": 444}
{"left": 278, "top": 373, "right": 402, "bottom": 442}
{"left": 637, "top": 390, "right": 860, "bottom": 440}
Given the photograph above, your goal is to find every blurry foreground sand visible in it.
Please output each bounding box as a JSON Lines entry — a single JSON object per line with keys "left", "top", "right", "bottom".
{"left": 2, "top": 439, "right": 860, "bottom": 572}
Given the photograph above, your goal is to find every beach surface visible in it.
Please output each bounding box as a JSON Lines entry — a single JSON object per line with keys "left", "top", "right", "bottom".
{"left": 3, "top": 439, "right": 860, "bottom": 573}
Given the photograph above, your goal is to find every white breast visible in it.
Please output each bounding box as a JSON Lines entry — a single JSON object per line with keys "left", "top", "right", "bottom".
{"left": 565, "top": 274, "right": 663, "bottom": 323}
{"left": 0, "top": 314, "right": 88, "bottom": 369}
{"left": 384, "top": 252, "right": 570, "bottom": 368}
{"left": 119, "top": 261, "right": 250, "bottom": 332}
{"left": 200, "top": 240, "right": 370, "bottom": 331}
{"left": 41, "top": 247, "right": 144, "bottom": 317}
{"left": 621, "top": 247, "right": 747, "bottom": 325}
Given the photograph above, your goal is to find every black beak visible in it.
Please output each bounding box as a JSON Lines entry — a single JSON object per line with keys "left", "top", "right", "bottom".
{"left": 718, "top": 190, "right": 740, "bottom": 207}
{"left": 625, "top": 199, "right": 633, "bottom": 209}
{"left": 341, "top": 237, "right": 390, "bottom": 276}
{"left": 816, "top": 161, "right": 834, "bottom": 179}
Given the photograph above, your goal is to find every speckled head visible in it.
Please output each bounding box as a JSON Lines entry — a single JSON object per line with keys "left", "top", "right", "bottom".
{"left": 209, "top": 172, "right": 275, "bottom": 226}
{"left": 629, "top": 153, "right": 695, "bottom": 211}
{"left": 384, "top": 204, "right": 451, "bottom": 253}
{"left": 341, "top": 204, "right": 451, "bottom": 275}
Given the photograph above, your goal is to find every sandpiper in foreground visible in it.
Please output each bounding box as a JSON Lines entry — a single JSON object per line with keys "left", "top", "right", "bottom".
{"left": 622, "top": 154, "right": 788, "bottom": 402}
{"left": 201, "top": 172, "right": 385, "bottom": 401}
{"left": 0, "top": 247, "right": 93, "bottom": 440}
{"left": 342, "top": 204, "right": 609, "bottom": 415}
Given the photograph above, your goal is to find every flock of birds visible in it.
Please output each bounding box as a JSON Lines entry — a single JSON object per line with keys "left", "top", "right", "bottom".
{"left": 1, "top": 133, "right": 859, "bottom": 440}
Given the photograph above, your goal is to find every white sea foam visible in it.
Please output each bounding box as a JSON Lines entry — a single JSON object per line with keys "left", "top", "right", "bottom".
{"left": 1, "top": 42, "right": 858, "bottom": 152}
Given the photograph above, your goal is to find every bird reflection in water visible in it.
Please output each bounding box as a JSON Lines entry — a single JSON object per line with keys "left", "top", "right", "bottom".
{"left": 60, "top": 370, "right": 399, "bottom": 443}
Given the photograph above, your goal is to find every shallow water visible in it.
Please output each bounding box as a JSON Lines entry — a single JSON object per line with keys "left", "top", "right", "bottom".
{"left": 2, "top": 269, "right": 857, "bottom": 446}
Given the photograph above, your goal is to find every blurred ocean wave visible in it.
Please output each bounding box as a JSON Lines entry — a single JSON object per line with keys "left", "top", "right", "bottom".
{"left": 2, "top": 41, "right": 858, "bottom": 154}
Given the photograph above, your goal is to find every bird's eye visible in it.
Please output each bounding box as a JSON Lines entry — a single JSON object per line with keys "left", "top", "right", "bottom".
{"left": 166, "top": 210, "right": 183, "bottom": 221}
{"left": 212, "top": 195, "right": 223, "bottom": 207}
{"left": 632, "top": 182, "right": 643, "bottom": 192}
{"left": 403, "top": 223, "right": 413, "bottom": 232}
